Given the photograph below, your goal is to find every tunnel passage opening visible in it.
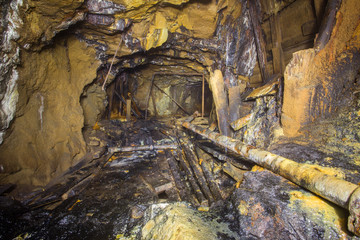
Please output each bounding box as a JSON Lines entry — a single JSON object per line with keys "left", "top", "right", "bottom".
{"left": 103, "top": 70, "right": 213, "bottom": 120}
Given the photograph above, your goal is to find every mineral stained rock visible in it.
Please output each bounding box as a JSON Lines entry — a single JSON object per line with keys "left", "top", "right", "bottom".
{"left": 0, "top": 36, "right": 100, "bottom": 185}
{"left": 141, "top": 203, "right": 239, "bottom": 240}
{"left": 232, "top": 168, "right": 350, "bottom": 239}
{"left": 282, "top": 0, "right": 360, "bottom": 136}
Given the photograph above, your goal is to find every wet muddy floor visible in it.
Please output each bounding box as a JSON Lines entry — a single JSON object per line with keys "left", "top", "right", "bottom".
{"left": 1, "top": 118, "right": 359, "bottom": 239}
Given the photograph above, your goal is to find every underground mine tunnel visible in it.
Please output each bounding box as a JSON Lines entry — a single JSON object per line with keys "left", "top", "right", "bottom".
{"left": 0, "top": 0, "right": 360, "bottom": 239}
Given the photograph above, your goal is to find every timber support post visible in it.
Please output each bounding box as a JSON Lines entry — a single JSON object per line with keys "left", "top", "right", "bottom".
{"left": 182, "top": 121, "right": 360, "bottom": 236}
{"left": 314, "top": 0, "right": 342, "bottom": 52}
{"left": 208, "top": 70, "right": 231, "bottom": 136}
{"left": 248, "top": 0, "right": 269, "bottom": 82}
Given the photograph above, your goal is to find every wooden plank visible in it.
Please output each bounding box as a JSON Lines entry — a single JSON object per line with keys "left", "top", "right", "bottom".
{"left": 166, "top": 152, "right": 192, "bottom": 202}
{"left": 126, "top": 99, "right": 131, "bottom": 121}
{"left": 314, "top": 0, "right": 342, "bottom": 52}
{"left": 151, "top": 92, "right": 158, "bottom": 117}
{"left": 174, "top": 149, "right": 207, "bottom": 205}
{"left": 269, "top": 12, "right": 285, "bottom": 74}
{"left": 248, "top": 0, "right": 269, "bottom": 82}
{"left": 208, "top": 70, "right": 231, "bottom": 136}
{"left": 180, "top": 138, "right": 215, "bottom": 203}
{"left": 195, "top": 148, "right": 224, "bottom": 200}
{"left": 145, "top": 74, "right": 155, "bottom": 119}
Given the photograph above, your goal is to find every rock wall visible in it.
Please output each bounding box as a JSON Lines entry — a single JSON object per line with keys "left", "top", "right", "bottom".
{"left": 282, "top": 0, "right": 360, "bottom": 136}
{"left": 0, "top": 0, "right": 23, "bottom": 144}
{"left": 0, "top": 36, "right": 100, "bottom": 185}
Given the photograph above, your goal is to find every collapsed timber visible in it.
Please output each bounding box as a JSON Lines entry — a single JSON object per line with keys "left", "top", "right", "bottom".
{"left": 0, "top": 119, "right": 244, "bottom": 239}
{"left": 1, "top": 118, "right": 359, "bottom": 238}
{"left": 182, "top": 121, "right": 360, "bottom": 236}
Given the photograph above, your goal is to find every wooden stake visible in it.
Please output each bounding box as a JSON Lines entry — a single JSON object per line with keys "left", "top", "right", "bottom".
{"left": 151, "top": 92, "right": 158, "bottom": 117}
{"left": 248, "top": 0, "right": 269, "bottom": 82}
{"left": 126, "top": 99, "right": 131, "bottom": 121}
{"left": 202, "top": 74, "right": 205, "bottom": 118}
{"left": 102, "top": 37, "right": 123, "bottom": 90}
{"left": 145, "top": 75, "right": 155, "bottom": 119}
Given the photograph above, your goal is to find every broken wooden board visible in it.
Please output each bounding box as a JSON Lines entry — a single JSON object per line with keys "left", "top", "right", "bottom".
{"left": 245, "top": 74, "right": 280, "bottom": 100}
{"left": 230, "top": 113, "right": 252, "bottom": 131}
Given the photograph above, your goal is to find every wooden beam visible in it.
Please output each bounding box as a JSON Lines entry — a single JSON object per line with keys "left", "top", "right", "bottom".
{"left": 270, "top": 12, "right": 285, "bottom": 74}
{"left": 248, "top": 0, "right": 269, "bottom": 82}
{"left": 126, "top": 99, "right": 131, "bottom": 121}
{"left": 314, "top": 0, "right": 342, "bottom": 52}
{"left": 208, "top": 70, "right": 231, "bottom": 136}
{"left": 145, "top": 74, "right": 155, "bottom": 119}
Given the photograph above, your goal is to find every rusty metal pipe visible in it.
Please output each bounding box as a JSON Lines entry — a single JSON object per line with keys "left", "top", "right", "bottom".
{"left": 182, "top": 122, "right": 360, "bottom": 236}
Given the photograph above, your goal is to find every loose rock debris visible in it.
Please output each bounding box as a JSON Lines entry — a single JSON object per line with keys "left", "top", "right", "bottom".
{"left": 0, "top": 119, "right": 358, "bottom": 239}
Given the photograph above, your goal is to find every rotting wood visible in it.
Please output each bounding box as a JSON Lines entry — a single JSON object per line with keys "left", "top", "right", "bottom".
{"left": 195, "top": 148, "right": 224, "bottom": 200}
{"left": 151, "top": 92, "right": 158, "bottom": 117}
{"left": 180, "top": 138, "right": 215, "bottom": 203}
{"left": 228, "top": 86, "right": 242, "bottom": 123}
{"left": 197, "top": 143, "right": 251, "bottom": 170}
{"left": 108, "top": 144, "right": 178, "bottom": 154}
{"left": 114, "top": 91, "right": 140, "bottom": 118}
{"left": 208, "top": 70, "right": 231, "bottom": 136}
{"left": 230, "top": 113, "right": 252, "bottom": 131}
{"left": 153, "top": 83, "right": 190, "bottom": 115}
{"left": 182, "top": 121, "right": 360, "bottom": 236}
{"left": 173, "top": 149, "right": 207, "bottom": 206}
{"left": 202, "top": 74, "right": 205, "bottom": 117}
{"left": 139, "top": 175, "right": 158, "bottom": 198}
{"left": 145, "top": 74, "right": 155, "bottom": 119}
{"left": 166, "top": 151, "right": 193, "bottom": 203}
{"left": 245, "top": 74, "right": 280, "bottom": 100}
{"left": 128, "top": 92, "right": 143, "bottom": 117}
{"left": 126, "top": 99, "right": 131, "bottom": 121}
{"left": 108, "top": 83, "right": 115, "bottom": 119}
{"left": 270, "top": 11, "right": 285, "bottom": 74}
{"left": 61, "top": 173, "right": 95, "bottom": 200}
{"left": 248, "top": 0, "right": 269, "bottom": 82}
{"left": 154, "top": 182, "right": 173, "bottom": 194}
{"left": 314, "top": 0, "right": 342, "bottom": 52}
{"left": 102, "top": 37, "right": 123, "bottom": 90}
{"left": 222, "top": 162, "right": 245, "bottom": 183}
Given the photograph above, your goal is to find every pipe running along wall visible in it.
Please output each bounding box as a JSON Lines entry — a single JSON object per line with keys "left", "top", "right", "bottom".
{"left": 182, "top": 121, "right": 360, "bottom": 236}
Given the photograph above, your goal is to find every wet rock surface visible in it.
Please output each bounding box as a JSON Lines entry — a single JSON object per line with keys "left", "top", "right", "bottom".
{"left": 232, "top": 168, "right": 353, "bottom": 239}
